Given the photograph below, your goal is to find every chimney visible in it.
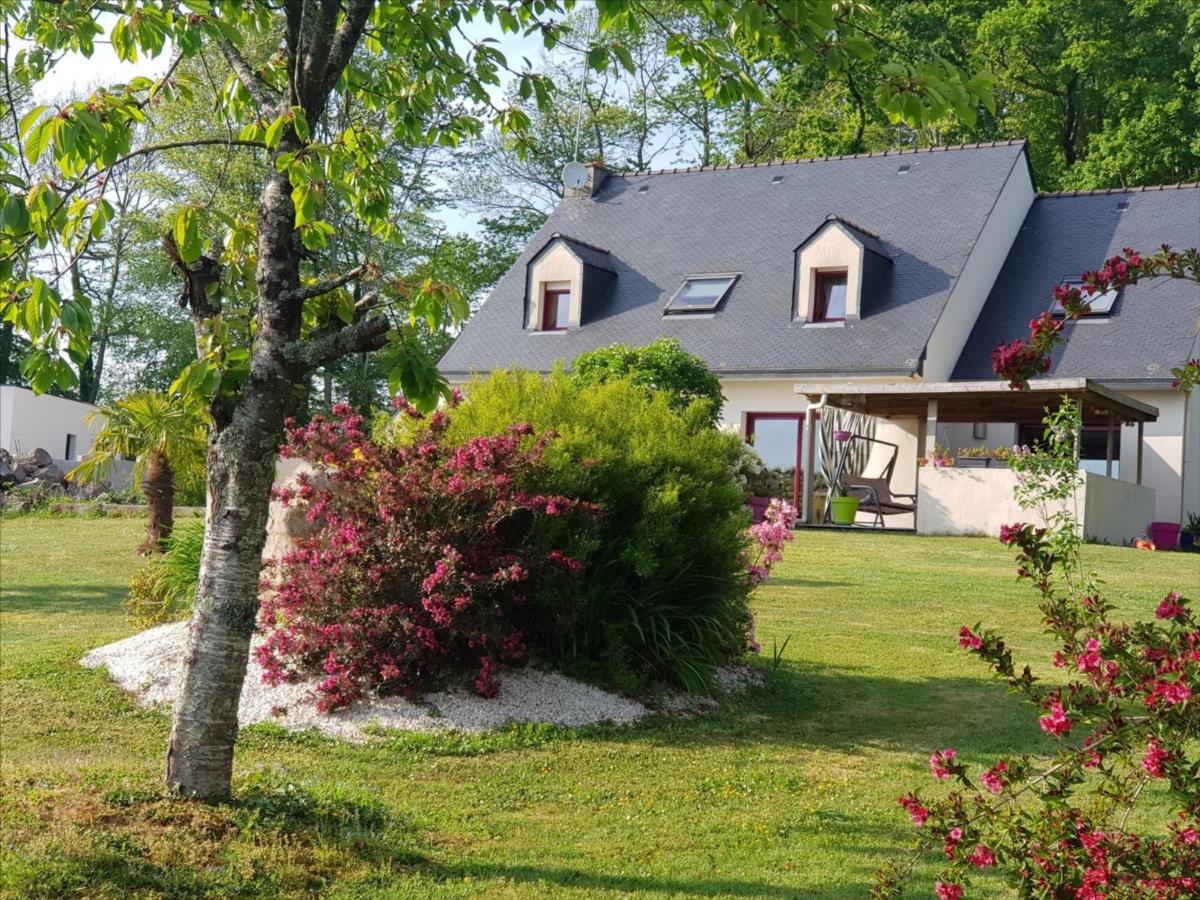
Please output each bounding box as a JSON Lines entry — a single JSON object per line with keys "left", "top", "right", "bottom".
{"left": 564, "top": 162, "right": 609, "bottom": 199}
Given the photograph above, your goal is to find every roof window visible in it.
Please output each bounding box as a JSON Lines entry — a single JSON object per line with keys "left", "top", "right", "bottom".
{"left": 1050, "top": 280, "right": 1119, "bottom": 317}
{"left": 664, "top": 275, "right": 738, "bottom": 315}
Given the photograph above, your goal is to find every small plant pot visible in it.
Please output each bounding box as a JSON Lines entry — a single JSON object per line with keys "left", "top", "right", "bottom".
{"left": 747, "top": 496, "right": 771, "bottom": 524}
{"left": 1149, "top": 521, "right": 1181, "bottom": 549}
{"left": 833, "top": 430, "right": 853, "bottom": 442}
{"left": 1180, "top": 531, "right": 1196, "bottom": 550}
{"left": 829, "top": 495, "right": 860, "bottom": 526}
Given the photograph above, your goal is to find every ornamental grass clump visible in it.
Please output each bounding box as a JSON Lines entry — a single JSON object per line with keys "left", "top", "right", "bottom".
{"left": 876, "top": 402, "right": 1198, "bottom": 898}
{"left": 256, "top": 400, "right": 598, "bottom": 711}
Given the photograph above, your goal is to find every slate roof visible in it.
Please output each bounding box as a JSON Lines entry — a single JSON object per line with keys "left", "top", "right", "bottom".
{"left": 440, "top": 141, "right": 1032, "bottom": 378}
{"left": 952, "top": 185, "right": 1200, "bottom": 384}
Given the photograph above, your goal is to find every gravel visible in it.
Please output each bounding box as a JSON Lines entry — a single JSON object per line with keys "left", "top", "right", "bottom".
{"left": 81, "top": 622, "right": 648, "bottom": 740}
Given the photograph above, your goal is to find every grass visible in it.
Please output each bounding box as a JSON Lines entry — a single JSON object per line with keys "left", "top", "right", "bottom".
{"left": 1, "top": 516, "right": 1196, "bottom": 898}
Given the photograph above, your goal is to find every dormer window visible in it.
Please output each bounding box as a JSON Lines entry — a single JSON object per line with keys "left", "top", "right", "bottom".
{"left": 525, "top": 233, "right": 616, "bottom": 331}
{"left": 1050, "top": 280, "right": 1119, "bottom": 317}
{"left": 813, "top": 270, "right": 848, "bottom": 322}
{"left": 793, "top": 216, "right": 891, "bottom": 323}
{"left": 665, "top": 274, "right": 738, "bottom": 315}
{"left": 541, "top": 283, "right": 571, "bottom": 331}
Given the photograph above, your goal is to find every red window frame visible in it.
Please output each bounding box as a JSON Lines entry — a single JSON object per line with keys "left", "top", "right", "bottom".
{"left": 541, "top": 287, "right": 570, "bottom": 331}
{"left": 745, "top": 412, "right": 818, "bottom": 512}
{"left": 813, "top": 269, "right": 848, "bottom": 323}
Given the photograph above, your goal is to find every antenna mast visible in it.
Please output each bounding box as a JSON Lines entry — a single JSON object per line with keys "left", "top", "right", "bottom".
{"left": 571, "top": 6, "right": 596, "bottom": 162}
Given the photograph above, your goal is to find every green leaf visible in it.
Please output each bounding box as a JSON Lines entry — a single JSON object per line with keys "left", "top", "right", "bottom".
{"left": 291, "top": 106, "right": 309, "bottom": 142}
{"left": 173, "top": 207, "right": 201, "bottom": 264}
{"left": 264, "top": 113, "right": 286, "bottom": 149}
{"left": 18, "top": 105, "right": 47, "bottom": 139}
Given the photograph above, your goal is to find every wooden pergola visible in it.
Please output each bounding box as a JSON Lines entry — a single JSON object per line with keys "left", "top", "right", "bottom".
{"left": 791, "top": 378, "right": 1159, "bottom": 525}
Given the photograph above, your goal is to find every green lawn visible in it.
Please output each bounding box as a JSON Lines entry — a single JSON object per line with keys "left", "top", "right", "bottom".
{"left": 1, "top": 516, "right": 1195, "bottom": 898}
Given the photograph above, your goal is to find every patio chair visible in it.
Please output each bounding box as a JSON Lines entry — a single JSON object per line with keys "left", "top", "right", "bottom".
{"left": 823, "top": 435, "right": 917, "bottom": 528}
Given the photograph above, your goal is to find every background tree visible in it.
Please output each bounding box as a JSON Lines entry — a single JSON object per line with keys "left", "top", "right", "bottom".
{"left": 1, "top": 0, "right": 993, "bottom": 802}
{"left": 69, "top": 390, "right": 207, "bottom": 553}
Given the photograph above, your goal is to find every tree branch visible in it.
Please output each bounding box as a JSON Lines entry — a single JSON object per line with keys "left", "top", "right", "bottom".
{"left": 284, "top": 306, "right": 389, "bottom": 373}
{"left": 215, "top": 35, "right": 280, "bottom": 110}
{"left": 291, "top": 263, "right": 368, "bottom": 302}
{"left": 322, "top": 0, "right": 375, "bottom": 97}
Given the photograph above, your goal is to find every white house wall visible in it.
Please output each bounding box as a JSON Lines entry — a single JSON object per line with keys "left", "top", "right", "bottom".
{"left": 923, "top": 158, "right": 1035, "bottom": 382}
{"left": 0, "top": 385, "right": 101, "bottom": 463}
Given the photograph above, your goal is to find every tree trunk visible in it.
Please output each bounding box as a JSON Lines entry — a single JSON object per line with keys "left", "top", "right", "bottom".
{"left": 165, "top": 166, "right": 301, "bottom": 801}
{"left": 141, "top": 451, "right": 176, "bottom": 554}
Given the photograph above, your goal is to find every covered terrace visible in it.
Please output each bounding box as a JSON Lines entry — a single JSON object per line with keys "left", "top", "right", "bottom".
{"left": 792, "top": 378, "right": 1160, "bottom": 544}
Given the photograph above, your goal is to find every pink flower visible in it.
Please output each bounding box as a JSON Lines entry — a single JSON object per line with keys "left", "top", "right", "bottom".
{"left": 958, "top": 626, "right": 983, "bottom": 651}
{"left": 1147, "top": 679, "right": 1191, "bottom": 707}
{"left": 1076, "top": 637, "right": 1103, "bottom": 674}
{"left": 944, "top": 825, "right": 963, "bottom": 857}
{"left": 935, "top": 882, "right": 963, "bottom": 900}
{"left": 1142, "top": 739, "right": 1171, "bottom": 777}
{"left": 1155, "top": 591, "right": 1185, "bottom": 620}
{"left": 969, "top": 844, "right": 997, "bottom": 868}
{"left": 898, "top": 792, "right": 928, "bottom": 827}
{"left": 980, "top": 760, "right": 1008, "bottom": 794}
{"left": 930, "top": 748, "right": 957, "bottom": 779}
{"left": 1039, "top": 699, "right": 1071, "bottom": 737}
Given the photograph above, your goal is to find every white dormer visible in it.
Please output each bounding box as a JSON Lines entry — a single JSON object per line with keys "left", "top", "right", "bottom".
{"left": 525, "top": 233, "right": 616, "bottom": 331}
{"left": 793, "top": 216, "right": 891, "bottom": 323}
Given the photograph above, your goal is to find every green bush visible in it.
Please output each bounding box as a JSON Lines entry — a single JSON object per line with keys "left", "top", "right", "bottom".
{"left": 435, "top": 369, "right": 752, "bottom": 692}
{"left": 125, "top": 520, "right": 204, "bottom": 627}
{"left": 572, "top": 338, "right": 725, "bottom": 427}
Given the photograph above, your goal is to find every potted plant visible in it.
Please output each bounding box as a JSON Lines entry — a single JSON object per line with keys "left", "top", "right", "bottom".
{"left": 829, "top": 485, "right": 860, "bottom": 525}
{"left": 809, "top": 474, "right": 829, "bottom": 525}
{"left": 1180, "top": 512, "right": 1199, "bottom": 550}
{"left": 954, "top": 446, "right": 1013, "bottom": 468}
{"left": 918, "top": 445, "right": 955, "bottom": 468}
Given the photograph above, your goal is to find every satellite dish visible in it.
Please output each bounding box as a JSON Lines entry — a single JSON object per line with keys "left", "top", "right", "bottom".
{"left": 562, "top": 161, "right": 588, "bottom": 191}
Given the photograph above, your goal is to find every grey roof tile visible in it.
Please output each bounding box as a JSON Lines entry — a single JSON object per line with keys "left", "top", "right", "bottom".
{"left": 440, "top": 142, "right": 1030, "bottom": 378}
{"left": 952, "top": 187, "right": 1200, "bottom": 382}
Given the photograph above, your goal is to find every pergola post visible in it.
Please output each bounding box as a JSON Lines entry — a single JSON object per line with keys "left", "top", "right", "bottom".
{"left": 1137, "top": 421, "right": 1144, "bottom": 485}
{"left": 1105, "top": 410, "right": 1115, "bottom": 478}
{"left": 800, "top": 408, "right": 816, "bottom": 524}
{"left": 924, "top": 399, "right": 938, "bottom": 457}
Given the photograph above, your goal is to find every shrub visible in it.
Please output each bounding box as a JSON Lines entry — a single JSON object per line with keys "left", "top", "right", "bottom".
{"left": 876, "top": 402, "right": 1199, "bottom": 898}
{"left": 434, "top": 369, "right": 756, "bottom": 692}
{"left": 124, "top": 520, "right": 204, "bottom": 627}
{"left": 572, "top": 338, "right": 725, "bottom": 427}
{"left": 257, "top": 401, "right": 597, "bottom": 711}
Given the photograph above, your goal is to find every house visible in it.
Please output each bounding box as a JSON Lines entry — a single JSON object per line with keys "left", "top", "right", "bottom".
{"left": 440, "top": 140, "right": 1200, "bottom": 540}
{"left": 0, "top": 385, "right": 101, "bottom": 465}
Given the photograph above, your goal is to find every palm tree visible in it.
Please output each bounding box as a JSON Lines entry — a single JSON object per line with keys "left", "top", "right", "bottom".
{"left": 70, "top": 391, "right": 208, "bottom": 554}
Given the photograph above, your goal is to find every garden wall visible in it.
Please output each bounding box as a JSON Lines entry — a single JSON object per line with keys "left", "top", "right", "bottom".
{"left": 916, "top": 467, "right": 1155, "bottom": 545}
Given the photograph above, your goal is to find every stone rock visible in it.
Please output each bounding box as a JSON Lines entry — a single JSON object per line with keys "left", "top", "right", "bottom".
{"left": 29, "top": 462, "right": 66, "bottom": 486}
{"left": 13, "top": 447, "right": 53, "bottom": 470}
{"left": 0, "top": 457, "right": 16, "bottom": 488}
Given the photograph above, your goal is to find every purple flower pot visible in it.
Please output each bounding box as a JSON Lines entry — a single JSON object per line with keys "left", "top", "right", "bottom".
{"left": 747, "top": 496, "right": 770, "bottom": 524}
{"left": 1149, "top": 521, "right": 1181, "bottom": 550}
{"left": 833, "top": 430, "right": 853, "bottom": 442}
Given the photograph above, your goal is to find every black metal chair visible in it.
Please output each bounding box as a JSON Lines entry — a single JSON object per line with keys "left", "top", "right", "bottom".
{"left": 822, "top": 435, "right": 917, "bottom": 528}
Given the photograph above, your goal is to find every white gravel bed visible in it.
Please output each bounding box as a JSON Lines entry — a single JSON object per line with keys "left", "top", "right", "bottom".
{"left": 81, "top": 622, "right": 648, "bottom": 740}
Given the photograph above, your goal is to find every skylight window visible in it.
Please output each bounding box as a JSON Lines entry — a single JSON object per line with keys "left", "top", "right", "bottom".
{"left": 664, "top": 275, "right": 738, "bottom": 314}
{"left": 1050, "top": 280, "right": 1120, "bottom": 317}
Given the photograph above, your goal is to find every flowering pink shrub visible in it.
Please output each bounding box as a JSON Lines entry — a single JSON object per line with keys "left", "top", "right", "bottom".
{"left": 746, "top": 498, "right": 797, "bottom": 587}
{"left": 876, "top": 403, "right": 1199, "bottom": 898}
{"left": 256, "top": 399, "right": 598, "bottom": 711}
